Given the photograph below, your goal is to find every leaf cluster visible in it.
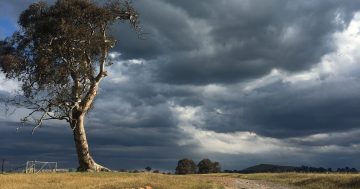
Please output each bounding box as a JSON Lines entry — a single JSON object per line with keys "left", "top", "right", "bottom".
{"left": 175, "top": 159, "right": 197, "bottom": 175}
{"left": 0, "top": 0, "right": 139, "bottom": 129}
{"left": 197, "top": 159, "right": 221, "bottom": 174}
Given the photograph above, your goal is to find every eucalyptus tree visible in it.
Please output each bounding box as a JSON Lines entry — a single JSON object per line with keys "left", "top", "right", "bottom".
{"left": 0, "top": 0, "right": 140, "bottom": 171}
{"left": 197, "top": 159, "right": 221, "bottom": 174}
{"left": 175, "top": 159, "right": 197, "bottom": 174}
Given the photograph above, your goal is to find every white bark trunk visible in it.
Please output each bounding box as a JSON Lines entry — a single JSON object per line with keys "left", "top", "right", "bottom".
{"left": 71, "top": 113, "right": 109, "bottom": 172}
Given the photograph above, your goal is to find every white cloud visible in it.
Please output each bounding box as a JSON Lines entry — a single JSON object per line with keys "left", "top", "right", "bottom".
{"left": 170, "top": 103, "right": 287, "bottom": 154}
{"left": 169, "top": 104, "right": 203, "bottom": 125}
{"left": 109, "top": 52, "right": 122, "bottom": 59}
{"left": 286, "top": 12, "right": 360, "bottom": 83}
{"left": 106, "top": 56, "right": 148, "bottom": 83}
{"left": 0, "top": 73, "right": 19, "bottom": 94}
{"left": 232, "top": 11, "right": 360, "bottom": 91}
{"left": 127, "top": 59, "right": 144, "bottom": 65}
{"left": 291, "top": 129, "right": 360, "bottom": 144}
{"left": 177, "top": 123, "right": 360, "bottom": 156}
{"left": 109, "top": 75, "right": 129, "bottom": 83}
{"left": 169, "top": 101, "right": 360, "bottom": 156}
{"left": 179, "top": 126, "right": 288, "bottom": 154}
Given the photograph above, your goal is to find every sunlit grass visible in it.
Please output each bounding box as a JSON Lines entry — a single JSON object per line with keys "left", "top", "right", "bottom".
{"left": 1, "top": 172, "right": 360, "bottom": 189}
{"left": 218, "top": 172, "right": 360, "bottom": 189}
{"left": 0, "top": 172, "right": 231, "bottom": 189}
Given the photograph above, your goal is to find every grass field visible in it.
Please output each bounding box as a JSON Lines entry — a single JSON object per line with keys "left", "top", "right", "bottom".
{"left": 0, "top": 172, "right": 234, "bottom": 189}
{"left": 0, "top": 172, "right": 360, "bottom": 189}
{"left": 223, "top": 173, "right": 360, "bottom": 189}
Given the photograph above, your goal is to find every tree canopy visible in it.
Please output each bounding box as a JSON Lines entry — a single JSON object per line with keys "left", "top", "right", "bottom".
{"left": 175, "top": 158, "right": 197, "bottom": 174}
{"left": 0, "top": 0, "right": 140, "bottom": 171}
{"left": 197, "top": 159, "right": 221, "bottom": 174}
{"left": 1, "top": 0, "right": 139, "bottom": 128}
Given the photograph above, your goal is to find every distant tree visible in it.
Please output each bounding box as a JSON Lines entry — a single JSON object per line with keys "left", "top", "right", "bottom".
{"left": 175, "top": 158, "right": 197, "bottom": 174}
{"left": 197, "top": 159, "right": 221, "bottom": 174}
{"left": 153, "top": 170, "right": 160, "bottom": 173}
{"left": 336, "top": 167, "right": 358, "bottom": 173}
{"left": 145, "top": 166, "right": 152, "bottom": 172}
{"left": 350, "top": 168, "right": 358, "bottom": 173}
{"left": 212, "top": 161, "right": 221, "bottom": 173}
{"left": 0, "top": 0, "right": 140, "bottom": 172}
{"left": 198, "top": 159, "right": 212, "bottom": 174}
{"left": 346, "top": 167, "right": 350, "bottom": 171}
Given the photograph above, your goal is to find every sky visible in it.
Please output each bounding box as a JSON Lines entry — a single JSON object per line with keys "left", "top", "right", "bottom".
{"left": 1, "top": 0, "right": 360, "bottom": 171}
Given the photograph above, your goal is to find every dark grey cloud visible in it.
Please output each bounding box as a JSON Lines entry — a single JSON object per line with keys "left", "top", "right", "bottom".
{"left": 115, "top": 0, "right": 360, "bottom": 84}
{"left": 0, "top": 121, "right": 76, "bottom": 169}
{"left": 245, "top": 81, "right": 360, "bottom": 138}
{"left": 194, "top": 78, "right": 360, "bottom": 138}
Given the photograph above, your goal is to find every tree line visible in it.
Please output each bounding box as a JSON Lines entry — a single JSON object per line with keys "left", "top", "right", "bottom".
{"left": 175, "top": 158, "right": 221, "bottom": 174}
{"left": 224, "top": 165, "right": 358, "bottom": 174}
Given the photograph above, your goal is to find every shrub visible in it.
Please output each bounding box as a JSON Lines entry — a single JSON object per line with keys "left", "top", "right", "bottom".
{"left": 175, "top": 159, "right": 197, "bottom": 174}
{"left": 198, "top": 159, "right": 221, "bottom": 174}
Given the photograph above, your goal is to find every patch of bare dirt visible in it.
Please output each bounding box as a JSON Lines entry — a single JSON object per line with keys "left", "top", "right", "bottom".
{"left": 226, "top": 179, "right": 293, "bottom": 189}
{"left": 124, "top": 186, "right": 153, "bottom": 189}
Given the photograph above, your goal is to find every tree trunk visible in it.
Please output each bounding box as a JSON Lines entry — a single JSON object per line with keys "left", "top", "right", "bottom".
{"left": 71, "top": 113, "right": 110, "bottom": 172}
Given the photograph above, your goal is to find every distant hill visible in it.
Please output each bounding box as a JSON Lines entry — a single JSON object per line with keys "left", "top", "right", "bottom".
{"left": 224, "top": 164, "right": 358, "bottom": 173}
{"left": 240, "top": 164, "right": 298, "bottom": 173}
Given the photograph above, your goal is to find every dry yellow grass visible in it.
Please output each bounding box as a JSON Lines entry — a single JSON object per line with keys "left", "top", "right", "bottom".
{"left": 1, "top": 172, "right": 360, "bottom": 189}
{"left": 222, "top": 172, "right": 360, "bottom": 189}
{"left": 0, "top": 172, "right": 233, "bottom": 189}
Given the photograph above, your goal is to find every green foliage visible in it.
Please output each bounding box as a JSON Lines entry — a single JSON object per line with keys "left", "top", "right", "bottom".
{"left": 175, "top": 158, "right": 221, "bottom": 174}
{"left": 197, "top": 159, "right": 221, "bottom": 174}
{"left": 175, "top": 159, "right": 197, "bottom": 175}
{"left": 145, "top": 166, "right": 152, "bottom": 172}
{"left": 0, "top": 0, "right": 139, "bottom": 126}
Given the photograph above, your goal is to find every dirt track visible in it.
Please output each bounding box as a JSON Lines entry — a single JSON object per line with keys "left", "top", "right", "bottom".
{"left": 229, "top": 178, "right": 292, "bottom": 189}
{"left": 203, "top": 176, "right": 293, "bottom": 189}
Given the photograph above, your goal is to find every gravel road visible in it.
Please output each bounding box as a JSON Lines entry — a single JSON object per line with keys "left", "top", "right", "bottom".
{"left": 228, "top": 178, "right": 293, "bottom": 189}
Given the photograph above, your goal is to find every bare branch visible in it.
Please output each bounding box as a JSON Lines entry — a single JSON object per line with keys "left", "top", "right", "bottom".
{"left": 31, "top": 111, "right": 47, "bottom": 135}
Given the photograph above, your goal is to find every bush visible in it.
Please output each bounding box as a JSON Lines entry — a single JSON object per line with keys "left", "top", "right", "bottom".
{"left": 198, "top": 159, "right": 221, "bottom": 174}
{"left": 145, "top": 166, "right": 152, "bottom": 172}
{"left": 175, "top": 159, "right": 197, "bottom": 174}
